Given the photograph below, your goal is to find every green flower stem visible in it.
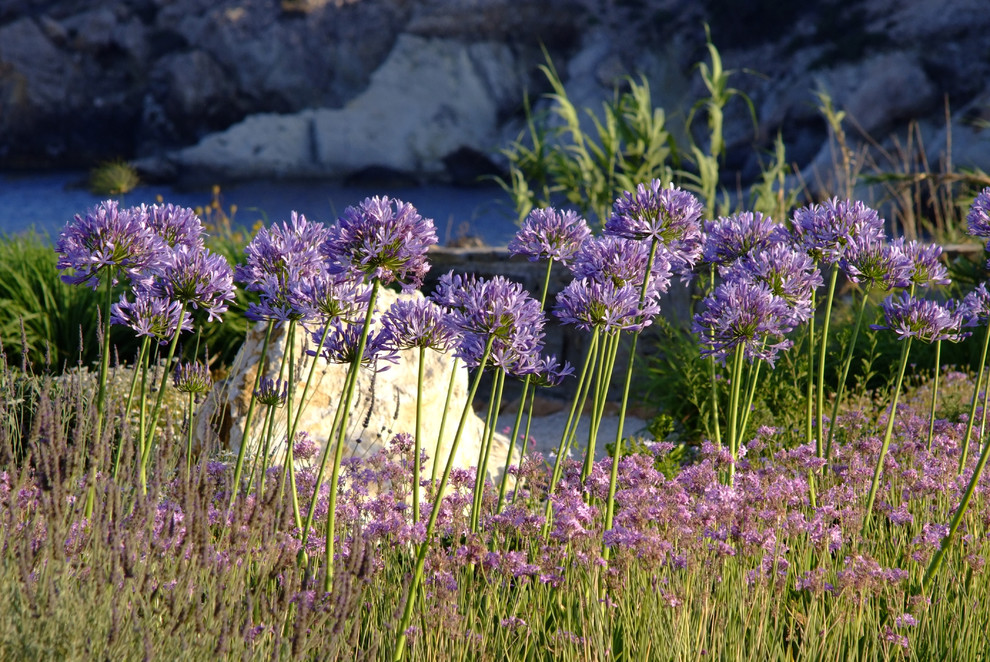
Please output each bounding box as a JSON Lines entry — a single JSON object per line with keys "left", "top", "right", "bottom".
{"left": 959, "top": 322, "right": 990, "bottom": 473}
{"left": 496, "top": 259, "right": 553, "bottom": 512}
{"left": 392, "top": 336, "right": 494, "bottom": 661}
{"left": 299, "top": 376, "right": 348, "bottom": 551}
{"left": 927, "top": 340, "right": 942, "bottom": 450}
{"left": 413, "top": 345, "right": 426, "bottom": 523}
{"left": 805, "top": 296, "right": 816, "bottom": 450}
{"left": 816, "top": 265, "right": 839, "bottom": 457}
{"left": 583, "top": 331, "right": 618, "bottom": 483}
{"left": 545, "top": 329, "right": 600, "bottom": 516}
{"left": 737, "top": 356, "right": 763, "bottom": 445}
{"left": 861, "top": 336, "right": 912, "bottom": 537}
{"left": 227, "top": 321, "right": 275, "bottom": 515}
{"left": 138, "top": 350, "right": 150, "bottom": 494}
{"left": 142, "top": 305, "right": 189, "bottom": 479}
{"left": 184, "top": 389, "right": 195, "bottom": 479}
{"left": 923, "top": 398, "right": 990, "bottom": 590}
{"left": 280, "top": 321, "right": 303, "bottom": 533}
{"left": 706, "top": 265, "right": 723, "bottom": 448}
{"left": 431, "top": 358, "right": 459, "bottom": 483}
{"left": 726, "top": 346, "right": 745, "bottom": 486}
{"left": 113, "top": 336, "right": 150, "bottom": 481}
{"left": 324, "top": 278, "right": 381, "bottom": 590}
{"left": 256, "top": 404, "right": 278, "bottom": 498}
{"left": 511, "top": 386, "right": 539, "bottom": 506}
{"left": 602, "top": 238, "right": 659, "bottom": 557}
{"left": 84, "top": 271, "right": 116, "bottom": 518}
{"left": 471, "top": 367, "right": 504, "bottom": 532}
{"left": 824, "top": 290, "right": 870, "bottom": 462}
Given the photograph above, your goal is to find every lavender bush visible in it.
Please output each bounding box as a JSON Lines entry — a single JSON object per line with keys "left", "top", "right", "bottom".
{"left": 3, "top": 185, "right": 990, "bottom": 661}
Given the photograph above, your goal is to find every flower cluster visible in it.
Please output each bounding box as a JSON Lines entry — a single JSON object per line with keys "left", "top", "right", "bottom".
{"left": 792, "top": 198, "right": 884, "bottom": 265}
{"left": 702, "top": 211, "right": 789, "bottom": 266}
{"left": 871, "top": 293, "right": 970, "bottom": 343}
{"left": 508, "top": 207, "right": 591, "bottom": 265}
{"left": 693, "top": 280, "right": 795, "bottom": 365}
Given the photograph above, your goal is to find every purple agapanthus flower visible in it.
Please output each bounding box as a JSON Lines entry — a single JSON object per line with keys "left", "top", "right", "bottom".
{"left": 235, "top": 212, "right": 329, "bottom": 291}
{"left": 966, "top": 187, "right": 990, "bottom": 238}
{"left": 890, "top": 238, "right": 950, "bottom": 288}
{"left": 381, "top": 297, "right": 456, "bottom": 352}
{"left": 604, "top": 181, "right": 704, "bottom": 277}
{"left": 871, "top": 293, "right": 969, "bottom": 343}
{"left": 508, "top": 207, "right": 592, "bottom": 265}
{"left": 146, "top": 245, "right": 236, "bottom": 322}
{"left": 554, "top": 278, "right": 658, "bottom": 333}
{"left": 313, "top": 320, "right": 399, "bottom": 370}
{"left": 960, "top": 283, "right": 990, "bottom": 327}
{"left": 692, "top": 281, "right": 795, "bottom": 365}
{"left": 300, "top": 270, "right": 371, "bottom": 324}
{"left": 143, "top": 203, "right": 204, "bottom": 250}
{"left": 791, "top": 198, "right": 885, "bottom": 265}
{"left": 723, "top": 244, "right": 823, "bottom": 326}
{"left": 244, "top": 269, "right": 316, "bottom": 324}
{"left": 569, "top": 235, "right": 673, "bottom": 306}
{"left": 432, "top": 272, "right": 545, "bottom": 371}
{"left": 702, "top": 211, "right": 790, "bottom": 266}
{"left": 254, "top": 377, "right": 288, "bottom": 407}
{"left": 173, "top": 361, "right": 212, "bottom": 394}
{"left": 323, "top": 196, "right": 437, "bottom": 289}
{"left": 839, "top": 235, "right": 912, "bottom": 292}
{"left": 56, "top": 200, "right": 168, "bottom": 289}
{"left": 529, "top": 354, "right": 574, "bottom": 387}
{"left": 110, "top": 293, "right": 193, "bottom": 343}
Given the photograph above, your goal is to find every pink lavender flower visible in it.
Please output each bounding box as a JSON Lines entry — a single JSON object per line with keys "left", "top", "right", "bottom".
{"left": 147, "top": 245, "right": 235, "bottom": 322}
{"left": 966, "top": 186, "right": 990, "bottom": 238}
{"left": 381, "top": 297, "right": 456, "bottom": 351}
{"left": 110, "top": 293, "right": 192, "bottom": 343}
{"left": 173, "top": 361, "right": 212, "bottom": 394}
{"left": 323, "top": 196, "right": 437, "bottom": 289}
{"left": 508, "top": 207, "right": 591, "bottom": 265}
{"left": 839, "top": 235, "right": 912, "bottom": 292}
{"left": 692, "top": 280, "right": 795, "bottom": 365}
{"left": 554, "top": 278, "right": 658, "bottom": 332}
{"left": 56, "top": 199, "right": 168, "bottom": 288}
{"left": 702, "top": 211, "right": 789, "bottom": 266}
{"left": 722, "top": 244, "right": 822, "bottom": 326}
{"left": 792, "top": 198, "right": 885, "bottom": 265}
{"left": 891, "top": 238, "right": 950, "bottom": 288}
{"left": 871, "top": 293, "right": 969, "bottom": 343}
{"left": 604, "top": 181, "right": 704, "bottom": 276}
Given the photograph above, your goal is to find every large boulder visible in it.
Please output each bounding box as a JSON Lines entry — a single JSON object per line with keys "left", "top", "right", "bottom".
{"left": 195, "top": 288, "right": 518, "bottom": 487}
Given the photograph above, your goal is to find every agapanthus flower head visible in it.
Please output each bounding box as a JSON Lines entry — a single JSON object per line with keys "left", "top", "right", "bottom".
{"left": 301, "top": 270, "right": 370, "bottom": 324}
{"left": 890, "top": 238, "right": 950, "bottom": 288}
{"left": 870, "top": 293, "right": 969, "bottom": 343}
{"left": 960, "top": 283, "right": 990, "bottom": 327}
{"left": 143, "top": 203, "right": 204, "bottom": 250}
{"left": 839, "top": 235, "right": 912, "bottom": 292}
{"left": 313, "top": 319, "right": 398, "bottom": 370}
{"left": 966, "top": 187, "right": 990, "bottom": 238}
{"left": 110, "top": 292, "right": 192, "bottom": 343}
{"left": 529, "top": 354, "right": 574, "bottom": 388}
{"left": 554, "top": 278, "right": 658, "bottom": 333}
{"left": 692, "top": 280, "right": 795, "bottom": 365}
{"left": 323, "top": 196, "right": 437, "bottom": 289}
{"left": 381, "top": 297, "right": 456, "bottom": 351}
{"left": 605, "top": 181, "right": 703, "bottom": 276}
{"left": 723, "top": 244, "right": 822, "bottom": 326}
{"left": 56, "top": 199, "right": 168, "bottom": 289}
{"left": 570, "top": 235, "right": 672, "bottom": 304}
{"left": 235, "top": 212, "right": 329, "bottom": 291}
{"left": 245, "top": 265, "right": 317, "bottom": 325}
{"left": 173, "top": 361, "right": 212, "bottom": 394}
{"left": 147, "top": 245, "right": 235, "bottom": 322}
{"left": 508, "top": 207, "right": 591, "bottom": 265}
{"left": 791, "top": 198, "right": 885, "bottom": 264}
{"left": 254, "top": 377, "right": 288, "bottom": 407}
{"left": 702, "top": 211, "right": 789, "bottom": 266}
{"left": 433, "top": 272, "right": 545, "bottom": 371}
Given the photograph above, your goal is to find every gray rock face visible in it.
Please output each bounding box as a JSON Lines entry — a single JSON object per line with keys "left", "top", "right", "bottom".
{"left": 3, "top": 0, "right": 990, "bottom": 187}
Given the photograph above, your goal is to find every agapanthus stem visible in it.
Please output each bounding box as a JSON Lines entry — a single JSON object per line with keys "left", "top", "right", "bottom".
{"left": 142, "top": 304, "right": 188, "bottom": 478}
{"left": 113, "top": 336, "right": 150, "bottom": 481}
{"left": 227, "top": 321, "right": 275, "bottom": 516}
{"left": 392, "top": 337, "right": 494, "bottom": 661}
{"left": 431, "top": 358, "right": 459, "bottom": 484}
{"left": 414, "top": 346, "right": 425, "bottom": 524}
{"left": 862, "top": 336, "right": 912, "bottom": 537}
{"left": 471, "top": 368, "right": 504, "bottom": 532}
{"left": 256, "top": 404, "right": 277, "bottom": 498}
{"left": 927, "top": 340, "right": 942, "bottom": 450}
{"left": 726, "top": 346, "right": 745, "bottom": 486}
{"left": 959, "top": 322, "right": 990, "bottom": 473}
{"left": 824, "top": 289, "right": 870, "bottom": 462}
{"left": 85, "top": 271, "right": 116, "bottom": 518}
{"left": 185, "top": 390, "right": 195, "bottom": 480}
{"left": 923, "top": 405, "right": 990, "bottom": 590}
{"left": 583, "top": 331, "right": 618, "bottom": 483}
{"left": 287, "top": 318, "right": 333, "bottom": 447}
{"left": 737, "top": 356, "right": 763, "bottom": 445}
{"left": 299, "top": 377, "right": 348, "bottom": 551}
{"left": 510, "top": 386, "right": 538, "bottom": 506}
{"left": 282, "top": 321, "right": 303, "bottom": 533}
{"left": 806, "top": 295, "right": 816, "bottom": 451}
{"left": 325, "top": 278, "right": 380, "bottom": 589}
{"left": 706, "top": 264, "right": 723, "bottom": 448}
{"left": 816, "top": 266, "right": 839, "bottom": 457}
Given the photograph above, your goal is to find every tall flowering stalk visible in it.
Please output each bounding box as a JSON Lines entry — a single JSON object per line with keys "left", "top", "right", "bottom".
{"left": 173, "top": 361, "right": 212, "bottom": 479}
{"left": 319, "top": 196, "right": 435, "bottom": 586}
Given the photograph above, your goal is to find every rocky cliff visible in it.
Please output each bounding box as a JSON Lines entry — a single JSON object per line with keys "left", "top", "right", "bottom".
{"left": 2, "top": 0, "right": 989, "bottom": 189}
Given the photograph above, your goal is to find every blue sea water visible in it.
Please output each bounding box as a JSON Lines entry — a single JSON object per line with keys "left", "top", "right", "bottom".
{"left": 0, "top": 171, "right": 521, "bottom": 246}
